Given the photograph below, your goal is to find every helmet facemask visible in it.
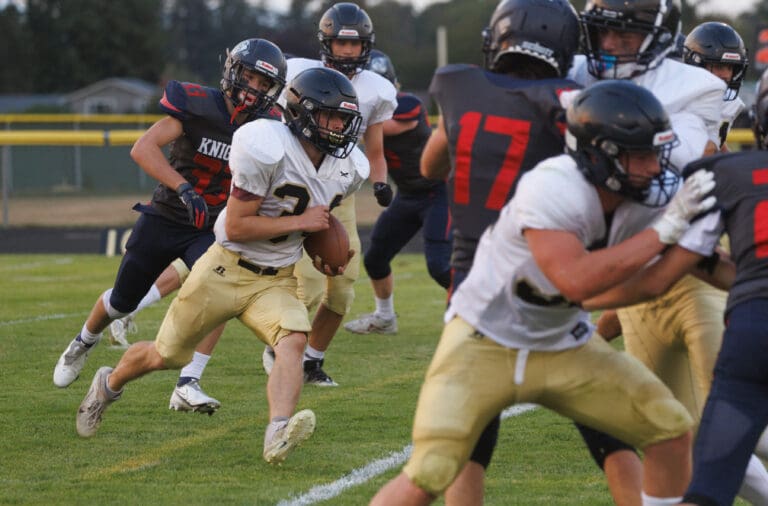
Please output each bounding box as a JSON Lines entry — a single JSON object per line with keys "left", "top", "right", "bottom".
{"left": 289, "top": 95, "right": 362, "bottom": 159}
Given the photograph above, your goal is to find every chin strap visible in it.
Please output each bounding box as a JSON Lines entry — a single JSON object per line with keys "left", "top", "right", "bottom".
{"left": 230, "top": 102, "right": 247, "bottom": 125}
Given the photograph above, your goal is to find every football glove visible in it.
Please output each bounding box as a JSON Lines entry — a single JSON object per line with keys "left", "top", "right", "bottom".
{"left": 373, "top": 182, "right": 393, "bottom": 207}
{"left": 176, "top": 182, "right": 209, "bottom": 230}
{"left": 652, "top": 169, "right": 716, "bottom": 244}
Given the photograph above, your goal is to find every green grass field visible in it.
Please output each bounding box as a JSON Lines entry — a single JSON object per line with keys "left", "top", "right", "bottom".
{"left": 0, "top": 253, "right": 744, "bottom": 505}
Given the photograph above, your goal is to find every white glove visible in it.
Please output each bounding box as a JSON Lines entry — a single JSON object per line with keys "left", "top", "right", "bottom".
{"left": 652, "top": 169, "right": 717, "bottom": 245}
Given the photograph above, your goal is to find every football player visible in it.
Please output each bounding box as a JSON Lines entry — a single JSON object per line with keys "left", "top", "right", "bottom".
{"left": 684, "top": 21, "right": 749, "bottom": 149}
{"left": 75, "top": 67, "right": 368, "bottom": 466}
{"left": 371, "top": 79, "right": 718, "bottom": 506}
{"left": 343, "top": 49, "right": 451, "bottom": 336}
{"left": 418, "top": 0, "right": 582, "bottom": 502}
{"left": 262, "top": 2, "right": 398, "bottom": 387}
{"left": 567, "top": 2, "right": 768, "bottom": 504}
{"left": 52, "top": 39, "right": 286, "bottom": 405}
{"left": 584, "top": 69, "right": 768, "bottom": 506}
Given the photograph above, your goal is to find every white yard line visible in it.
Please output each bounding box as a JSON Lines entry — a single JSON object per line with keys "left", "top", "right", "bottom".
{"left": 276, "top": 403, "right": 538, "bottom": 506}
{"left": 0, "top": 312, "right": 85, "bottom": 327}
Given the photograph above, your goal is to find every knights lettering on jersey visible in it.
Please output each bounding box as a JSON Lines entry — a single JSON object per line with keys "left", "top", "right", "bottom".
{"left": 429, "top": 64, "right": 579, "bottom": 270}
{"left": 198, "top": 137, "right": 232, "bottom": 161}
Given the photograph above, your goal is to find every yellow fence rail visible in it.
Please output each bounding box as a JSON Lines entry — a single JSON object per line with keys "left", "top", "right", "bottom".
{"left": 0, "top": 130, "right": 144, "bottom": 146}
{"left": 0, "top": 114, "right": 164, "bottom": 124}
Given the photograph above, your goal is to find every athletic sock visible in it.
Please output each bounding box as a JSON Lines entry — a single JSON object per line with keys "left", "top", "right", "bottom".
{"left": 304, "top": 345, "right": 324, "bottom": 362}
{"left": 177, "top": 352, "right": 211, "bottom": 386}
{"left": 134, "top": 284, "right": 162, "bottom": 313}
{"left": 374, "top": 294, "right": 394, "bottom": 319}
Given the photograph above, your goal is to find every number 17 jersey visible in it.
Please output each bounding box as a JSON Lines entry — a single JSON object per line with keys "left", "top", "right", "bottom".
{"left": 429, "top": 64, "right": 579, "bottom": 271}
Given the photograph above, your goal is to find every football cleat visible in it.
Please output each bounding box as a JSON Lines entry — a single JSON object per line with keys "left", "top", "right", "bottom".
{"left": 76, "top": 366, "right": 120, "bottom": 437}
{"left": 343, "top": 312, "right": 398, "bottom": 335}
{"left": 303, "top": 358, "right": 338, "bottom": 387}
{"left": 53, "top": 335, "right": 99, "bottom": 388}
{"left": 108, "top": 315, "right": 136, "bottom": 348}
{"left": 263, "top": 409, "right": 316, "bottom": 464}
{"left": 169, "top": 379, "right": 221, "bottom": 415}
{"left": 262, "top": 347, "right": 276, "bottom": 376}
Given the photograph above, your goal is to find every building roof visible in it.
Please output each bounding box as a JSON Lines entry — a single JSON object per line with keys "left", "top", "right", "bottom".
{"left": 63, "top": 77, "right": 158, "bottom": 102}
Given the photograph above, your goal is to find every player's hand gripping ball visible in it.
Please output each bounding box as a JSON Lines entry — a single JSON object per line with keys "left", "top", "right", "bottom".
{"left": 303, "top": 214, "right": 353, "bottom": 276}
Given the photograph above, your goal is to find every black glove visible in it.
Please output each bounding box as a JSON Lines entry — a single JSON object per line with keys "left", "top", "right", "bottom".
{"left": 176, "top": 182, "right": 209, "bottom": 230}
{"left": 373, "top": 182, "right": 393, "bottom": 207}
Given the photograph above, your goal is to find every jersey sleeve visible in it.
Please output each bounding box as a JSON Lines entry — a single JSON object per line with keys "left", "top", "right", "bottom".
{"left": 159, "top": 80, "right": 192, "bottom": 121}
{"left": 392, "top": 93, "right": 423, "bottom": 122}
{"left": 677, "top": 210, "right": 723, "bottom": 256}
{"left": 368, "top": 74, "right": 397, "bottom": 126}
{"left": 512, "top": 157, "right": 598, "bottom": 242}
{"left": 229, "top": 120, "right": 286, "bottom": 198}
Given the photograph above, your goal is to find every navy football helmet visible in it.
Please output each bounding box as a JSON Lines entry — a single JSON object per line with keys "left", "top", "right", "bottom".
{"left": 284, "top": 67, "right": 363, "bottom": 158}
{"left": 221, "top": 38, "right": 287, "bottom": 118}
{"left": 566, "top": 80, "right": 679, "bottom": 206}
{"left": 481, "top": 0, "right": 580, "bottom": 77}
{"left": 684, "top": 22, "right": 749, "bottom": 101}
{"left": 581, "top": 0, "right": 682, "bottom": 79}
{"left": 318, "top": 3, "right": 375, "bottom": 77}
{"left": 366, "top": 49, "right": 399, "bottom": 88}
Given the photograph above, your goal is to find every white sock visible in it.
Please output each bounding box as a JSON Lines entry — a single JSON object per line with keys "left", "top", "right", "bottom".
{"left": 738, "top": 454, "right": 768, "bottom": 504}
{"left": 80, "top": 323, "right": 102, "bottom": 346}
{"left": 374, "top": 294, "right": 394, "bottom": 319}
{"left": 178, "top": 352, "right": 211, "bottom": 380}
{"left": 641, "top": 493, "right": 682, "bottom": 506}
{"left": 264, "top": 417, "right": 289, "bottom": 446}
{"left": 756, "top": 428, "right": 768, "bottom": 460}
{"left": 134, "top": 284, "right": 162, "bottom": 313}
{"left": 304, "top": 345, "right": 324, "bottom": 361}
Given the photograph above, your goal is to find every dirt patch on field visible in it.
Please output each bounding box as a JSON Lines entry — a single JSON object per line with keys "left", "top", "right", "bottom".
{"left": 3, "top": 187, "right": 383, "bottom": 227}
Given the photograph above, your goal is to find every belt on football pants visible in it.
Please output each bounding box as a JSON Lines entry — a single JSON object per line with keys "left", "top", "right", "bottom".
{"left": 237, "top": 258, "right": 279, "bottom": 276}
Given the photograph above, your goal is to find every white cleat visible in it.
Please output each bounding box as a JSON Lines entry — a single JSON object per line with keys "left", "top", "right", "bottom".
{"left": 343, "top": 312, "right": 398, "bottom": 335}
{"left": 53, "top": 335, "right": 99, "bottom": 388}
{"left": 169, "top": 379, "right": 221, "bottom": 415}
{"left": 262, "top": 347, "right": 276, "bottom": 376}
{"left": 263, "top": 409, "right": 316, "bottom": 464}
{"left": 108, "top": 315, "right": 136, "bottom": 348}
{"left": 76, "top": 366, "right": 120, "bottom": 437}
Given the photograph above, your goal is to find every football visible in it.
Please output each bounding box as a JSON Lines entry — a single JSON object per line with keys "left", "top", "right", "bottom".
{"left": 303, "top": 214, "right": 350, "bottom": 273}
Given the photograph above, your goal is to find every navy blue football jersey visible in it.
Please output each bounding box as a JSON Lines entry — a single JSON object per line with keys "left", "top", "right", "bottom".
{"left": 144, "top": 80, "right": 249, "bottom": 226}
{"left": 430, "top": 64, "right": 579, "bottom": 270}
{"left": 384, "top": 92, "right": 439, "bottom": 194}
{"left": 684, "top": 150, "right": 768, "bottom": 314}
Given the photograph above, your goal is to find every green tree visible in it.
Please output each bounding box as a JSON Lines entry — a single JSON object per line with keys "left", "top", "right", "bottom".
{"left": 0, "top": 4, "right": 32, "bottom": 93}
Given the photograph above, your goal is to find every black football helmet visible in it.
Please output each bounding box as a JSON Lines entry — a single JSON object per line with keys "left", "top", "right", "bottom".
{"left": 481, "top": 0, "right": 580, "bottom": 77}
{"left": 565, "top": 80, "right": 679, "bottom": 206}
{"left": 753, "top": 69, "right": 768, "bottom": 150}
{"left": 581, "top": 0, "right": 681, "bottom": 79}
{"left": 284, "top": 67, "right": 363, "bottom": 159}
{"left": 684, "top": 22, "right": 749, "bottom": 101}
{"left": 318, "top": 2, "right": 375, "bottom": 77}
{"left": 366, "top": 49, "right": 399, "bottom": 87}
{"left": 221, "top": 38, "right": 287, "bottom": 118}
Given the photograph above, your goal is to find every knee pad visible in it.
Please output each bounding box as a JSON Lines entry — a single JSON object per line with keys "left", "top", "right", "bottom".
{"left": 171, "top": 258, "right": 190, "bottom": 284}
{"left": 405, "top": 451, "right": 462, "bottom": 496}
{"left": 102, "top": 288, "right": 131, "bottom": 320}
{"left": 363, "top": 250, "right": 391, "bottom": 281}
{"left": 323, "top": 275, "right": 356, "bottom": 315}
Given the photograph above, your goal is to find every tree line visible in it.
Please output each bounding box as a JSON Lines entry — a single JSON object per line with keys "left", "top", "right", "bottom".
{"left": 0, "top": 0, "right": 765, "bottom": 109}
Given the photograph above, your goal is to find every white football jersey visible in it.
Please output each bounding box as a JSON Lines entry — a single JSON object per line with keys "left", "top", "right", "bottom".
{"left": 279, "top": 58, "right": 397, "bottom": 137}
{"left": 447, "top": 154, "right": 664, "bottom": 352}
{"left": 567, "top": 55, "right": 726, "bottom": 170}
{"left": 214, "top": 119, "right": 369, "bottom": 267}
{"left": 719, "top": 97, "right": 745, "bottom": 147}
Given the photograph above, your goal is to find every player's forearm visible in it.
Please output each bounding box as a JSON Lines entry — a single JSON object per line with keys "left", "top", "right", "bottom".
{"left": 131, "top": 143, "right": 186, "bottom": 190}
